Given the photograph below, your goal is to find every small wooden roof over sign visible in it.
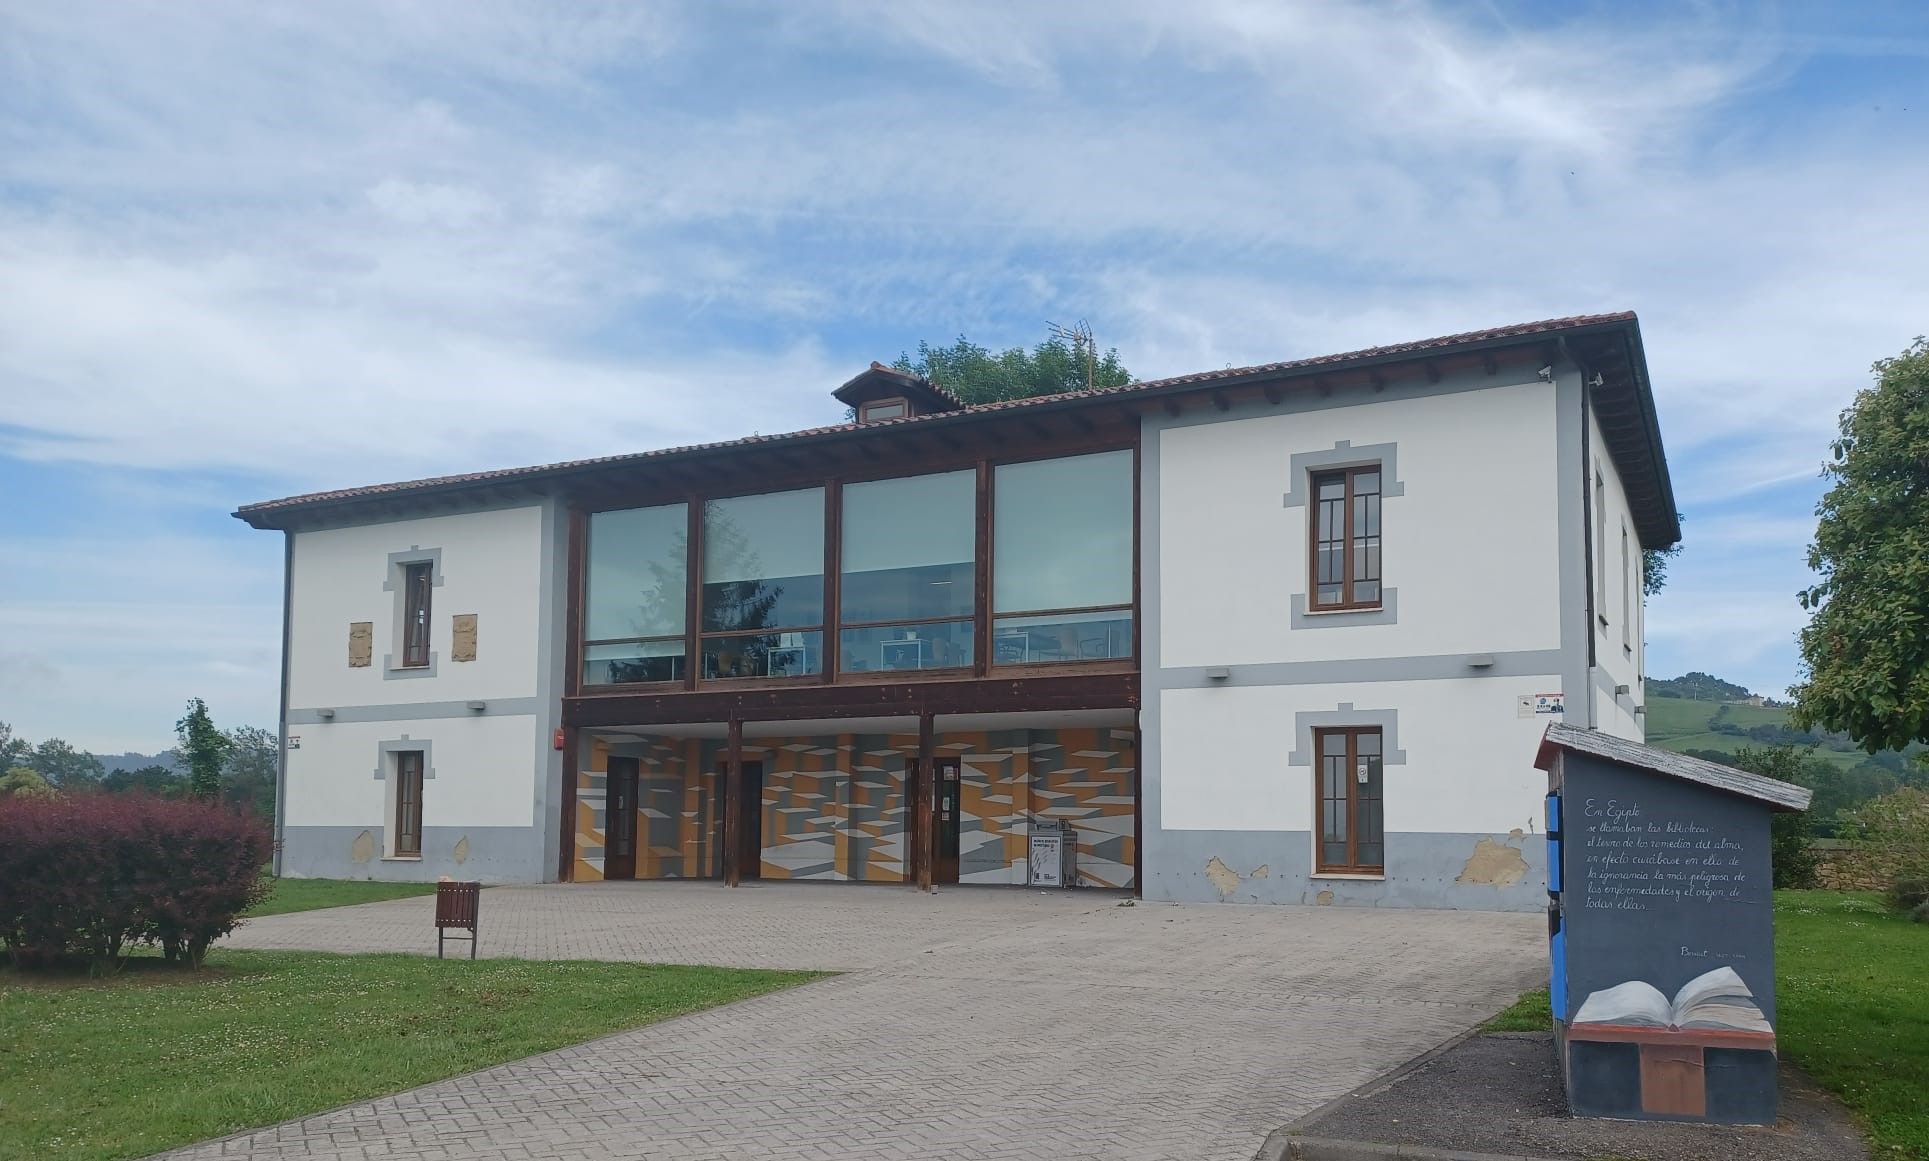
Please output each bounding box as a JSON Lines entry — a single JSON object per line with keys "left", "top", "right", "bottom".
{"left": 1536, "top": 723, "right": 1812, "bottom": 812}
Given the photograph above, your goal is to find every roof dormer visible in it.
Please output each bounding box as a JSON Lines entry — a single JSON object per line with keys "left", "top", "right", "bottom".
{"left": 833, "top": 362, "right": 966, "bottom": 424}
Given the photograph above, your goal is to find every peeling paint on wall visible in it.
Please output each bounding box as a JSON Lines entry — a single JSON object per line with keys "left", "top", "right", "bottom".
{"left": 351, "top": 830, "right": 375, "bottom": 863}
{"left": 1456, "top": 836, "right": 1530, "bottom": 886}
{"left": 1250, "top": 864, "right": 1270, "bottom": 879}
{"left": 347, "top": 622, "right": 373, "bottom": 668}
{"left": 452, "top": 835, "right": 471, "bottom": 864}
{"left": 451, "top": 614, "right": 478, "bottom": 662}
{"left": 1315, "top": 889, "right": 1334, "bottom": 906}
{"left": 1204, "top": 855, "right": 1242, "bottom": 898}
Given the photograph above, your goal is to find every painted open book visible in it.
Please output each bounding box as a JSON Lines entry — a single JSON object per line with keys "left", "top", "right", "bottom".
{"left": 1570, "top": 966, "right": 1771, "bottom": 1034}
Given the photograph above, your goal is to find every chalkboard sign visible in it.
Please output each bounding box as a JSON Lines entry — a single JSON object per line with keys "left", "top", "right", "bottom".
{"left": 1537, "top": 725, "right": 1809, "bottom": 1125}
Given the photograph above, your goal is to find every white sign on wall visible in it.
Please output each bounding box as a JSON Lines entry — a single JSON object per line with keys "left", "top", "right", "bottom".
{"left": 286, "top": 735, "right": 301, "bottom": 750}
{"left": 1518, "top": 692, "right": 1565, "bottom": 718}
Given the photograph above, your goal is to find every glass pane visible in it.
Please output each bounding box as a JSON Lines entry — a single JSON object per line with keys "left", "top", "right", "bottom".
{"left": 1317, "top": 584, "right": 1342, "bottom": 605}
{"left": 1358, "top": 492, "right": 1380, "bottom": 537}
{"left": 1356, "top": 843, "right": 1383, "bottom": 868}
{"left": 1323, "top": 841, "right": 1347, "bottom": 865}
{"left": 1355, "top": 471, "right": 1380, "bottom": 495}
{"left": 1318, "top": 546, "right": 1342, "bottom": 585}
{"left": 993, "top": 450, "right": 1132, "bottom": 612}
{"left": 992, "top": 610, "right": 1131, "bottom": 664}
{"left": 1359, "top": 540, "right": 1381, "bottom": 581}
{"left": 1317, "top": 477, "right": 1344, "bottom": 501}
{"left": 1321, "top": 732, "right": 1347, "bottom": 757}
{"left": 584, "top": 640, "right": 686, "bottom": 686}
{"left": 586, "top": 504, "right": 688, "bottom": 641}
{"left": 840, "top": 470, "right": 975, "bottom": 623}
{"left": 1357, "top": 732, "right": 1381, "bottom": 757}
{"left": 839, "top": 620, "right": 973, "bottom": 673}
{"left": 701, "top": 630, "right": 823, "bottom": 679}
{"left": 703, "top": 489, "right": 825, "bottom": 632}
{"left": 862, "top": 399, "right": 907, "bottom": 421}
{"left": 1326, "top": 800, "right": 1348, "bottom": 845}
{"left": 1354, "top": 580, "right": 1380, "bottom": 603}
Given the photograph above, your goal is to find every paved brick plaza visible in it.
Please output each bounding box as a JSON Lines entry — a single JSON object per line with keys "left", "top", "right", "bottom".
{"left": 176, "top": 882, "right": 1542, "bottom": 1160}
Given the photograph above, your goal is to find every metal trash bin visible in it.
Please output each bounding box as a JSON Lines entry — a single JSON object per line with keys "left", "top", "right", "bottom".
{"left": 1027, "top": 820, "right": 1077, "bottom": 887}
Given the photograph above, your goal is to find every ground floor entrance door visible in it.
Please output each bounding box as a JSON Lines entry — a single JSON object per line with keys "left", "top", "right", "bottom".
{"left": 933, "top": 757, "right": 961, "bottom": 884}
{"left": 605, "top": 756, "right": 638, "bottom": 880}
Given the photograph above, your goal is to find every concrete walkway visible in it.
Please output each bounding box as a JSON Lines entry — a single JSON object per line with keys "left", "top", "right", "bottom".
{"left": 176, "top": 882, "right": 1543, "bottom": 1161}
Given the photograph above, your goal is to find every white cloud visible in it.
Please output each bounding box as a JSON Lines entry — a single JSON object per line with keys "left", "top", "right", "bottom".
{"left": 2, "top": 0, "right": 1923, "bottom": 739}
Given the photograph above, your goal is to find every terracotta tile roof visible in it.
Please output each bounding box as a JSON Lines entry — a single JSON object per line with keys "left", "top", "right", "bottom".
{"left": 235, "top": 311, "right": 1643, "bottom": 522}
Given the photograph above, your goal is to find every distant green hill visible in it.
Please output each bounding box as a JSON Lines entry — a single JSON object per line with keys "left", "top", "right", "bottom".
{"left": 1642, "top": 674, "right": 1925, "bottom": 831}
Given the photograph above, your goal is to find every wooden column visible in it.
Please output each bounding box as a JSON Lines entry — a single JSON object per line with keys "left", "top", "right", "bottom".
{"left": 722, "top": 717, "right": 744, "bottom": 887}
{"left": 915, "top": 712, "right": 936, "bottom": 892}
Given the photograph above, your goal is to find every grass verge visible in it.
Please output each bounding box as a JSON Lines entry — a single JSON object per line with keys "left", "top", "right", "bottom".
{"left": 246, "top": 877, "right": 439, "bottom": 917}
{"left": 1776, "top": 890, "right": 1928, "bottom": 1159}
{"left": 0, "top": 949, "right": 821, "bottom": 1161}
{"left": 1482, "top": 986, "right": 1551, "bottom": 1032}
{"left": 1482, "top": 891, "right": 1926, "bottom": 1158}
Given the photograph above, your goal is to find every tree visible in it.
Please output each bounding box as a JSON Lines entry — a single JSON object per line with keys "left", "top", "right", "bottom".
{"left": 1730, "top": 745, "right": 1823, "bottom": 888}
{"left": 0, "top": 767, "right": 55, "bottom": 799}
{"left": 222, "top": 726, "right": 280, "bottom": 820}
{"left": 1642, "top": 519, "right": 1683, "bottom": 598}
{"left": 894, "top": 328, "right": 1132, "bottom": 405}
{"left": 29, "top": 738, "right": 105, "bottom": 790}
{"left": 0, "top": 722, "right": 28, "bottom": 772}
{"left": 174, "top": 699, "right": 232, "bottom": 800}
{"left": 1793, "top": 337, "right": 1929, "bottom": 753}
{"left": 102, "top": 764, "right": 186, "bottom": 797}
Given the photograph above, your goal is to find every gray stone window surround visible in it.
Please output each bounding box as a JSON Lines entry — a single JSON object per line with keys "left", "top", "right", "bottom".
{"left": 382, "top": 546, "right": 444, "bottom": 679}
{"left": 371, "top": 736, "right": 435, "bottom": 859}
{"left": 1282, "top": 440, "right": 1404, "bottom": 629}
{"left": 1286, "top": 703, "right": 1407, "bottom": 767}
{"left": 1289, "top": 703, "right": 1404, "bottom": 880}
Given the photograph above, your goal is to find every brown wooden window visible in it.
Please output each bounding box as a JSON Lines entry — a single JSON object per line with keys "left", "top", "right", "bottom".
{"left": 401, "top": 561, "right": 433, "bottom": 667}
{"left": 1316, "top": 727, "right": 1384, "bottom": 874}
{"left": 394, "top": 750, "right": 424, "bottom": 857}
{"left": 858, "top": 397, "right": 909, "bottom": 423}
{"left": 1310, "top": 466, "right": 1382, "bottom": 610}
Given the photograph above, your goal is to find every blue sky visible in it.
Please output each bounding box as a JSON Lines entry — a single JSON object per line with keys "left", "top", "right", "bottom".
{"left": 3, "top": 1, "right": 1927, "bottom": 753}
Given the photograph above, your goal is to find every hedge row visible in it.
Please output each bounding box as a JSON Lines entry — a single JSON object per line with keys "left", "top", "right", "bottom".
{"left": 0, "top": 793, "right": 272, "bottom": 972}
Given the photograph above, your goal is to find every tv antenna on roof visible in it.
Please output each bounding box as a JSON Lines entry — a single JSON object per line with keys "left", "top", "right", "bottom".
{"left": 1048, "top": 319, "right": 1097, "bottom": 391}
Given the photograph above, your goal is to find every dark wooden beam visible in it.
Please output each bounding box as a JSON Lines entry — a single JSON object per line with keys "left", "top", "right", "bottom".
{"left": 934, "top": 429, "right": 965, "bottom": 451}
{"left": 722, "top": 717, "right": 744, "bottom": 887}
{"left": 1424, "top": 360, "right": 1442, "bottom": 384}
{"left": 1069, "top": 412, "right": 1097, "bottom": 434}
{"left": 1482, "top": 351, "right": 1499, "bottom": 375}
{"left": 1210, "top": 391, "right": 1231, "bottom": 412}
{"left": 1262, "top": 384, "right": 1284, "bottom": 405}
{"left": 1162, "top": 399, "right": 1183, "bottom": 418}
{"left": 1314, "top": 376, "right": 1332, "bottom": 397}
{"left": 563, "top": 671, "right": 1139, "bottom": 728}
{"left": 1026, "top": 420, "right": 1054, "bottom": 441}
{"left": 1369, "top": 369, "right": 1387, "bottom": 392}
{"left": 915, "top": 712, "right": 935, "bottom": 892}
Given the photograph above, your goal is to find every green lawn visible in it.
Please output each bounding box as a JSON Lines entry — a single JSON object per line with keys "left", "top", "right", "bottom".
{"left": 1486, "top": 891, "right": 1928, "bottom": 1158}
{"left": 0, "top": 950, "right": 820, "bottom": 1161}
{"left": 1776, "top": 891, "right": 1928, "bottom": 1159}
{"left": 246, "top": 877, "right": 439, "bottom": 917}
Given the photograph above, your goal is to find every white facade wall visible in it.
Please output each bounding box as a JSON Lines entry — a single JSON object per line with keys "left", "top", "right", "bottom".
{"left": 1143, "top": 375, "right": 1572, "bottom": 910}
{"left": 1158, "top": 379, "right": 1562, "bottom": 666}
{"left": 1586, "top": 406, "right": 1645, "bottom": 741}
{"left": 280, "top": 503, "right": 559, "bottom": 882}
{"left": 287, "top": 505, "right": 545, "bottom": 712}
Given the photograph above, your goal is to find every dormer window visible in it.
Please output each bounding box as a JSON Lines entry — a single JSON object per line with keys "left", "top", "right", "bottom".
{"left": 858, "top": 397, "right": 909, "bottom": 423}
{"left": 832, "top": 362, "right": 964, "bottom": 424}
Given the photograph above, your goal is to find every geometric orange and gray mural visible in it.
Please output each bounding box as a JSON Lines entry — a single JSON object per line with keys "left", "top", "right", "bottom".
{"left": 573, "top": 725, "right": 1135, "bottom": 889}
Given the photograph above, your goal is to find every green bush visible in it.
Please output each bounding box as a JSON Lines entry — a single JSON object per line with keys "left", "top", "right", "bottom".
{"left": 1839, "top": 786, "right": 1929, "bottom": 916}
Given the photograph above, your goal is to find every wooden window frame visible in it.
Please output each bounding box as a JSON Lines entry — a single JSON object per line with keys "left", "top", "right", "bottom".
{"left": 858, "top": 397, "right": 909, "bottom": 423}
{"left": 1307, "top": 466, "right": 1383, "bottom": 612}
{"left": 394, "top": 750, "right": 424, "bottom": 857}
{"left": 1313, "top": 726, "right": 1383, "bottom": 875}
{"left": 400, "top": 561, "right": 433, "bottom": 668}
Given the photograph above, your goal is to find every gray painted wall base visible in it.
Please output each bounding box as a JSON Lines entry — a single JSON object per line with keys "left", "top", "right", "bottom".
{"left": 280, "top": 825, "right": 549, "bottom": 885}
{"left": 1142, "top": 830, "right": 1548, "bottom": 912}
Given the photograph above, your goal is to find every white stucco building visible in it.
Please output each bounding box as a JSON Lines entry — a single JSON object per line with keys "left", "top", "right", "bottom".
{"left": 240, "top": 312, "right": 1677, "bottom": 910}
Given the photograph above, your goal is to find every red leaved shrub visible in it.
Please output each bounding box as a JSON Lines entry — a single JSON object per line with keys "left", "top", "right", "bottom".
{"left": 0, "top": 793, "right": 272, "bottom": 973}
